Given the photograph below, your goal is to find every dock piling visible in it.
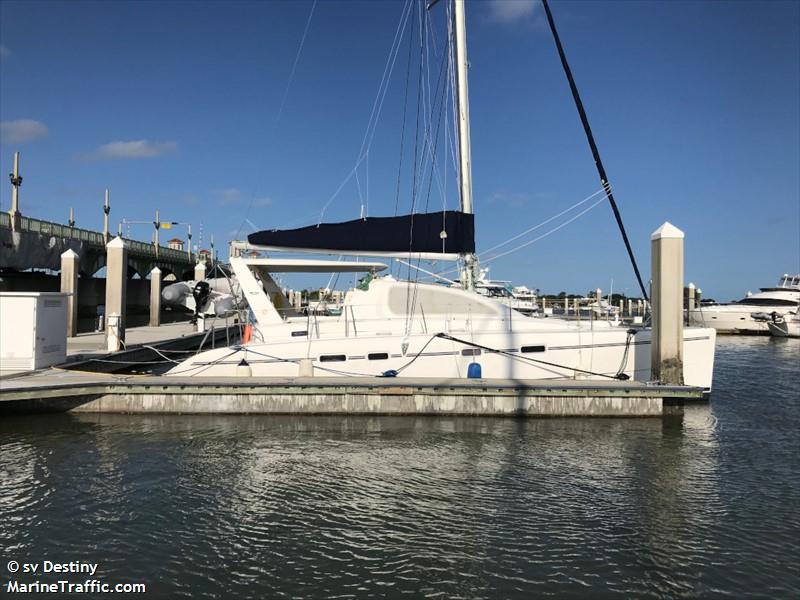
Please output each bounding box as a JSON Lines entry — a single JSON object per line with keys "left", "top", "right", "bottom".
{"left": 149, "top": 267, "right": 161, "bottom": 327}
{"left": 60, "top": 249, "right": 79, "bottom": 337}
{"left": 105, "top": 236, "right": 127, "bottom": 351}
{"left": 194, "top": 261, "right": 206, "bottom": 282}
{"left": 687, "top": 282, "right": 696, "bottom": 312}
{"left": 651, "top": 222, "right": 684, "bottom": 385}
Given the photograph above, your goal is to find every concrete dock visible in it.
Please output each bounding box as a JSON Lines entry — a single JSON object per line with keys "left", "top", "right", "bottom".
{"left": 0, "top": 369, "right": 702, "bottom": 416}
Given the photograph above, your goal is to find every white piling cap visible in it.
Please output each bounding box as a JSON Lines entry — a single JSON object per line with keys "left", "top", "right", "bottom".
{"left": 107, "top": 236, "right": 127, "bottom": 248}
{"left": 60, "top": 249, "right": 79, "bottom": 258}
{"left": 651, "top": 221, "right": 684, "bottom": 240}
{"left": 150, "top": 266, "right": 161, "bottom": 274}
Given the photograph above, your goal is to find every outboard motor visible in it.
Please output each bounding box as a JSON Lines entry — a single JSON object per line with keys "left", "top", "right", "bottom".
{"left": 191, "top": 281, "right": 211, "bottom": 324}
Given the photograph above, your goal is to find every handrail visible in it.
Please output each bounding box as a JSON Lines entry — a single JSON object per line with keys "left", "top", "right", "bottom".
{"left": 1, "top": 214, "right": 194, "bottom": 263}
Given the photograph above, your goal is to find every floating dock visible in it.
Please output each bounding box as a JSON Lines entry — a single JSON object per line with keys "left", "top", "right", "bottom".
{"left": 0, "top": 369, "right": 702, "bottom": 417}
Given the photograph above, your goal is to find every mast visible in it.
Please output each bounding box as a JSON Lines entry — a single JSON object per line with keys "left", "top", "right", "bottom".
{"left": 453, "top": 0, "right": 477, "bottom": 291}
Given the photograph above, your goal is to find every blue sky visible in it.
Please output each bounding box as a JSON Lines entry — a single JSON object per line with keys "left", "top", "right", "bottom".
{"left": 1, "top": 0, "right": 798, "bottom": 300}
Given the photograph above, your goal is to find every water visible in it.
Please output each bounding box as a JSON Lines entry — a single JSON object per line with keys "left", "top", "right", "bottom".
{"left": 1, "top": 337, "right": 798, "bottom": 598}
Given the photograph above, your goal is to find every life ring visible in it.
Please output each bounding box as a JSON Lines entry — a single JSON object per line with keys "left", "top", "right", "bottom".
{"left": 243, "top": 324, "right": 252, "bottom": 344}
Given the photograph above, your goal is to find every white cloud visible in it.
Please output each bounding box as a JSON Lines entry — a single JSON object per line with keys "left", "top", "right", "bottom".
{"left": 84, "top": 140, "right": 177, "bottom": 160}
{"left": 487, "top": 0, "right": 540, "bottom": 24}
{"left": 0, "top": 119, "right": 49, "bottom": 144}
{"left": 0, "top": 45, "right": 11, "bottom": 61}
{"left": 212, "top": 190, "right": 273, "bottom": 207}
{"left": 213, "top": 188, "right": 243, "bottom": 205}
{"left": 179, "top": 194, "right": 200, "bottom": 206}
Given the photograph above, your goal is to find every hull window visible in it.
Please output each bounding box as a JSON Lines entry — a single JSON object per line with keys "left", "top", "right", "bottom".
{"left": 368, "top": 353, "right": 389, "bottom": 361}
{"left": 521, "top": 345, "right": 546, "bottom": 353}
{"left": 319, "top": 354, "right": 346, "bottom": 362}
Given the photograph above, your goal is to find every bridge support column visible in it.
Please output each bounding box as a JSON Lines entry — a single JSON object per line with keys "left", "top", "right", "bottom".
{"left": 60, "top": 249, "right": 79, "bottom": 337}
{"left": 194, "top": 261, "right": 206, "bottom": 282}
{"left": 651, "top": 222, "right": 684, "bottom": 385}
{"left": 105, "top": 236, "right": 127, "bottom": 351}
{"left": 149, "top": 267, "right": 161, "bottom": 327}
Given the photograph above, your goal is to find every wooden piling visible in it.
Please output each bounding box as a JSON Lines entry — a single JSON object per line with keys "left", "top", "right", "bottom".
{"left": 651, "top": 222, "right": 684, "bottom": 385}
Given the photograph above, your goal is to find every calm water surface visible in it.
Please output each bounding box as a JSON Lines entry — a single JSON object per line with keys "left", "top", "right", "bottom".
{"left": 1, "top": 336, "right": 798, "bottom": 598}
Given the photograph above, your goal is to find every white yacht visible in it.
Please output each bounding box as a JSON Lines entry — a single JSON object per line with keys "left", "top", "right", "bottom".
{"left": 688, "top": 274, "right": 800, "bottom": 334}
{"left": 467, "top": 271, "right": 538, "bottom": 315}
{"left": 166, "top": 255, "right": 716, "bottom": 391}
{"left": 167, "top": 0, "right": 717, "bottom": 391}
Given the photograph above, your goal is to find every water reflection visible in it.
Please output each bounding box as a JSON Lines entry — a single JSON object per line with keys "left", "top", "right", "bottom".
{"left": 0, "top": 409, "right": 736, "bottom": 598}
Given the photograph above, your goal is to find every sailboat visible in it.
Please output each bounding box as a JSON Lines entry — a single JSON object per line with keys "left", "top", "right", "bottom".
{"left": 166, "top": 0, "right": 716, "bottom": 391}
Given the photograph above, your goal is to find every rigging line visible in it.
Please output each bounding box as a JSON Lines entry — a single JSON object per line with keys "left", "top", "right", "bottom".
{"left": 446, "top": 0, "right": 460, "bottom": 181}
{"left": 357, "top": 0, "right": 414, "bottom": 210}
{"left": 420, "top": 24, "right": 452, "bottom": 205}
{"left": 412, "top": 25, "right": 450, "bottom": 208}
{"left": 276, "top": 0, "right": 318, "bottom": 123}
{"left": 394, "top": 0, "right": 416, "bottom": 216}
{"left": 481, "top": 186, "right": 607, "bottom": 256}
{"left": 482, "top": 196, "right": 606, "bottom": 265}
{"left": 541, "top": 0, "right": 649, "bottom": 301}
{"left": 432, "top": 189, "right": 607, "bottom": 279}
{"left": 320, "top": 0, "right": 413, "bottom": 224}
{"left": 358, "top": 0, "right": 414, "bottom": 160}
{"left": 407, "top": 23, "right": 449, "bottom": 330}
{"left": 422, "top": 52, "right": 450, "bottom": 215}
{"left": 362, "top": 0, "right": 415, "bottom": 157}
{"left": 405, "top": 0, "right": 427, "bottom": 326}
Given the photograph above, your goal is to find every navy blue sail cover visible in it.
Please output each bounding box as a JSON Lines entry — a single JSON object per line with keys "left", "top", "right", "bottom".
{"left": 248, "top": 211, "right": 475, "bottom": 254}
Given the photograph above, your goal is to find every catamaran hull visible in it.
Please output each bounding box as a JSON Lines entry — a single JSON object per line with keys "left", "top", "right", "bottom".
{"left": 168, "top": 326, "right": 716, "bottom": 391}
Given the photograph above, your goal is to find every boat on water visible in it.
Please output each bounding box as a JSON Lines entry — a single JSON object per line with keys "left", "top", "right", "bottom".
{"left": 167, "top": 254, "right": 716, "bottom": 390}
{"left": 688, "top": 274, "right": 800, "bottom": 334}
{"left": 459, "top": 270, "right": 539, "bottom": 315}
{"left": 753, "top": 309, "right": 800, "bottom": 338}
{"left": 166, "top": 0, "right": 717, "bottom": 391}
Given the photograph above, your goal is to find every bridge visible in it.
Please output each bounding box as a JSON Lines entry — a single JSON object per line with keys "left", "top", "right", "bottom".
{"left": 0, "top": 211, "right": 199, "bottom": 280}
{"left": 0, "top": 151, "right": 204, "bottom": 280}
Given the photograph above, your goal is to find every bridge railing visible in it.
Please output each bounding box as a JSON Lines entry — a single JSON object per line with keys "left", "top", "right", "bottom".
{"left": 3, "top": 213, "right": 194, "bottom": 264}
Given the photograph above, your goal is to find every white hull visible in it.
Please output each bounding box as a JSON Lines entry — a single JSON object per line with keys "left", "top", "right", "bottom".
{"left": 169, "top": 324, "right": 716, "bottom": 391}
{"left": 688, "top": 305, "right": 800, "bottom": 335}
{"left": 689, "top": 275, "right": 800, "bottom": 334}
{"left": 169, "top": 273, "right": 716, "bottom": 390}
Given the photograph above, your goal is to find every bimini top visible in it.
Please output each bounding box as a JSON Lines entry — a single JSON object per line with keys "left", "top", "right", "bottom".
{"left": 248, "top": 211, "right": 474, "bottom": 260}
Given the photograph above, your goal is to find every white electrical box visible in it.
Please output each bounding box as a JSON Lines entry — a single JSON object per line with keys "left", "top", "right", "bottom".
{"left": 0, "top": 292, "right": 68, "bottom": 373}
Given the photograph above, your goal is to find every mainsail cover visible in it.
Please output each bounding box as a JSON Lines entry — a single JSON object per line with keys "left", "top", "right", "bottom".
{"left": 248, "top": 211, "right": 474, "bottom": 255}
